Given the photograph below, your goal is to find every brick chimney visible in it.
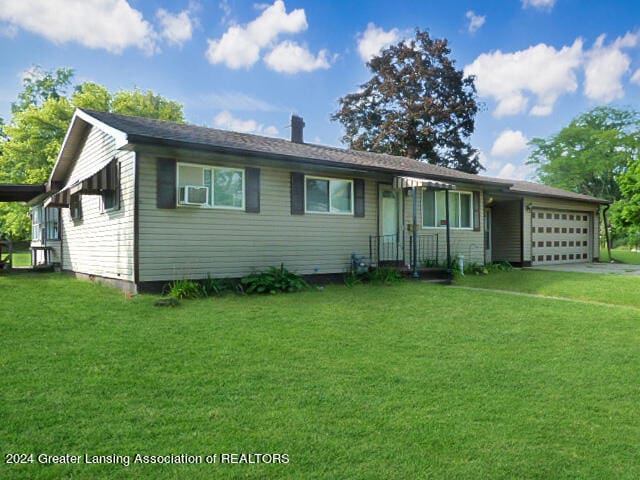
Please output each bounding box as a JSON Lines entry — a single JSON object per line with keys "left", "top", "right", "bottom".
{"left": 291, "top": 115, "right": 305, "bottom": 144}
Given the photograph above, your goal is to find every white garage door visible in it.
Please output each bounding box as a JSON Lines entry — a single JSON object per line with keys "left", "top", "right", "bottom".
{"left": 531, "top": 209, "right": 591, "bottom": 265}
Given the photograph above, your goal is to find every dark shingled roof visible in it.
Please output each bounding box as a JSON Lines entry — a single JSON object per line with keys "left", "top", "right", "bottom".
{"left": 80, "top": 109, "right": 608, "bottom": 204}
{"left": 509, "top": 180, "right": 609, "bottom": 203}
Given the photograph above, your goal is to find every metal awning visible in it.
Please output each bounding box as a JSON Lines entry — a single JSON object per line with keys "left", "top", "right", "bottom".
{"left": 44, "top": 158, "right": 118, "bottom": 207}
{"left": 393, "top": 176, "right": 456, "bottom": 190}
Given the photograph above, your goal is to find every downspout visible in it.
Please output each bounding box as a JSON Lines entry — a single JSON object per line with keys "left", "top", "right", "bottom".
{"left": 603, "top": 204, "right": 613, "bottom": 262}
{"left": 445, "top": 189, "right": 452, "bottom": 283}
{"left": 412, "top": 186, "right": 419, "bottom": 278}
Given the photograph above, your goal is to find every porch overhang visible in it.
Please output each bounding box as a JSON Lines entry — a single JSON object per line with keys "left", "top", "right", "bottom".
{"left": 0, "top": 184, "right": 46, "bottom": 202}
{"left": 393, "top": 176, "right": 456, "bottom": 190}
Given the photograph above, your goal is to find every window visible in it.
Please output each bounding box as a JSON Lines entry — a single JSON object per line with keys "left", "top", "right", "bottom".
{"left": 177, "top": 163, "right": 244, "bottom": 209}
{"left": 32, "top": 207, "right": 43, "bottom": 241}
{"left": 70, "top": 194, "right": 82, "bottom": 221}
{"left": 422, "top": 190, "right": 473, "bottom": 229}
{"left": 101, "top": 161, "right": 120, "bottom": 212}
{"left": 46, "top": 208, "right": 60, "bottom": 240}
{"left": 305, "top": 176, "right": 353, "bottom": 214}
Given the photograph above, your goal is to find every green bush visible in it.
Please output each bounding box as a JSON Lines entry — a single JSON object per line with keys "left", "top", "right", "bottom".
{"left": 367, "top": 267, "right": 403, "bottom": 284}
{"left": 421, "top": 258, "right": 439, "bottom": 268}
{"left": 201, "top": 275, "right": 228, "bottom": 297}
{"left": 164, "top": 279, "right": 205, "bottom": 299}
{"left": 344, "top": 270, "right": 364, "bottom": 287}
{"left": 241, "top": 264, "right": 308, "bottom": 294}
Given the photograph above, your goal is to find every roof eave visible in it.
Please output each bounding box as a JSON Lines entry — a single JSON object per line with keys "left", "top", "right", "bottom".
{"left": 125, "top": 134, "right": 513, "bottom": 188}
{"left": 510, "top": 189, "right": 611, "bottom": 205}
{"left": 47, "top": 109, "right": 128, "bottom": 191}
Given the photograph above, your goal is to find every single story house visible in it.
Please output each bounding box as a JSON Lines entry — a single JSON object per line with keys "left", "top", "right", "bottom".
{"left": 23, "top": 108, "right": 607, "bottom": 293}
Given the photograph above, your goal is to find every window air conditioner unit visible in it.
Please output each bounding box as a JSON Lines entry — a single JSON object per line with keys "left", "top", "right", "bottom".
{"left": 181, "top": 185, "right": 209, "bottom": 205}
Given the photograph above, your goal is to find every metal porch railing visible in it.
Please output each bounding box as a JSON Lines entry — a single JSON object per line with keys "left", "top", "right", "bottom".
{"left": 408, "top": 234, "right": 439, "bottom": 267}
{"left": 369, "top": 234, "right": 401, "bottom": 265}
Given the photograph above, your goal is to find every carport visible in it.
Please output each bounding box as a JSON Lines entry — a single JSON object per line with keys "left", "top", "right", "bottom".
{"left": 0, "top": 183, "right": 46, "bottom": 270}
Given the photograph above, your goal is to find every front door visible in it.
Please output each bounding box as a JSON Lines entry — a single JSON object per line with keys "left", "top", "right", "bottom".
{"left": 484, "top": 208, "right": 492, "bottom": 263}
{"left": 379, "top": 187, "right": 399, "bottom": 261}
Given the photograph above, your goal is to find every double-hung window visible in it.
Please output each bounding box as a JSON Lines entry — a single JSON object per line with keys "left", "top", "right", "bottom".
{"left": 177, "top": 163, "right": 244, "bottom": 209}
{"left": 305, "top": 176, "right": 353, "bottom": 214}
{"left": 422, "top": 190, "right": 472, "bottom": 229}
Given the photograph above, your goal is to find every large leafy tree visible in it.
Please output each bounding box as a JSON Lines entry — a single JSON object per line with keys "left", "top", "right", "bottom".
{"left": 0, "top": 67, "right": 184, "bottom": 239}
{"left": 527, "top": 107, "right": 640, "bottom": 201}
{"left": 332, "top": 29, "right": 481, "bottom": 173}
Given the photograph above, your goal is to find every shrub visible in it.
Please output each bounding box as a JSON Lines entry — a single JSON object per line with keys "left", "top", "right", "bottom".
{"left": 487, "top": 261, "right": 513, "bottom": 272}
{"left": 422, "top": 258, "right": 439, "bottom": 268}
{"left": 366, "top": 267, "right": 403, "bottom": 284}
{"left": 164, "top": 278, "right": 204, "bottom": 299}
{"left": 344, "top": 270, "right": 364, "bottom": 287}
{"left": 201, "top": 275, "right": 228, "bottom": 297}
{"left": 241, "top": 264, "right": 308, "bottom": 294}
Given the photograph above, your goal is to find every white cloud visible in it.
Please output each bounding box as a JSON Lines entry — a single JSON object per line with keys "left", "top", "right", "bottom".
{"left": 465, "top": 39, "right": 583, "bottom": 117}
{"left": 522, "top": 0, "right": 556, "bottom": 10}
{"left": 156, "top": 9, "right": 193, "bottom": 47}
{"left": 491, "top": 130, "right": 529, "bottom": 157}
{"left": 496, "top": 162, "right": 534, "bottom": 181}
{"left": 213, "top": 110, "right": 279, "bottom": 136}
{"left": 357, "top": 23, "right": 400, "bottom": 62}
{"left": 202, "top": 91, "right": 281, "bottom": 112}
{"left": 584, "top": 32, "right": 639, "bottom": 103}
{"left": 264, "top": 40, "right": 330, "bottom": 73}
{"left": 0, "top": 0, "right": 158, "bottom": 54}
{"left": 0, "top": 22, "right": 17, "bottom": 38}
{"left": 465, "top": 11, "right": 485, "bottom": 34}
{"left": 206, "top": 0, "right": 307, "bottom": 69}
{"left": 219, "top": 0, "right": 232, "bottom": 25}
{"left": 632, "top": 68, "right": 640, "bottom": 85}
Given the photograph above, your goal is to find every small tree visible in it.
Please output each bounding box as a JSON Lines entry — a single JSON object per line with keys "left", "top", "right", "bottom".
{"left": 0, "top": 67, "right": 185, "bottom": 240}
{"left": 527, "top": 107, "right": 640, "bottom": 201}
{"left": 332, "top": 29, "right": 481, "bottom": 173}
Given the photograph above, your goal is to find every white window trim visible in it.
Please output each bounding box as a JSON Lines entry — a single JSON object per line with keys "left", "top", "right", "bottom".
{"left": 422, "top": 190, "right": 474, "bottom": 230}
{"left": 176, "top": 162, "right": 245, "bottom": 210}
{"left": 304, "top": 175, "right": 354, "bottom": 215}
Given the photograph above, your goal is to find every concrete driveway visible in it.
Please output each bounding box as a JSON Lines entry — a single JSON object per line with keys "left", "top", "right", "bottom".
{"left": 528, "top": 262, "right": 640, "bottom": 275}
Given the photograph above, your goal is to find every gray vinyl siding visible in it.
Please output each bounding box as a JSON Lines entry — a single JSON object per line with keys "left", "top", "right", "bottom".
{"left": 522, "top": 196, "right": 600, "bottom": 263}
{"left": 60, "top": 126, "right": 135, "bottom": 280}
{"left": 137, "top": 153, "right": 379, "bottom": 281}
{"left": 402, "top": 186, "right": 485, "bottom": 265}
{"left": 491, "top": 201, "right": 521, "bottom": 263}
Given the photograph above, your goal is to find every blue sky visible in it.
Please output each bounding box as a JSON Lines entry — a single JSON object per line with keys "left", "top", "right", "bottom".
{"left": 1, "top": 0, "right": 639, "bottom": 180}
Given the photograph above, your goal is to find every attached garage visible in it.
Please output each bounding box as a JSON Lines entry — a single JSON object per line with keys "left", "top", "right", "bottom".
{"left": 530, "top": 209, "right": 593, "bottom": 265}
{"left": 487, "top": 181, "right": 608, "bottom": 267}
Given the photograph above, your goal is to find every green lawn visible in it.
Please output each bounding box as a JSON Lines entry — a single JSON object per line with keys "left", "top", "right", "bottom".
{"left": 10, "top": 250, "right": 31, "bottom": 267}
{"left": 600, "top": 247, "right": 640, "bottom": 264}
{"left": 455, "top": 269, "right": 640, "bottom": 309}
{"left": 2, "top": 273, "right": 640, "bottom": 479}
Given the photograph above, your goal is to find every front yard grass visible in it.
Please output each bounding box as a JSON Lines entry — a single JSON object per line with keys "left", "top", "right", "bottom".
{"left": 455, "top": 268, "right": 640, "bottom": 309}
{"left": 600, "top": 247, "right": 640, "bottom": 264}
{"left": 2, "top": 273, "right": 640, "bottom": 479}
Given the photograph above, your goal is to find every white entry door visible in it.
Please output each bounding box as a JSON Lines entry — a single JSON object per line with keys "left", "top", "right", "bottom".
{"left": 380, "top": 187, "right": 399, "bottom": 261}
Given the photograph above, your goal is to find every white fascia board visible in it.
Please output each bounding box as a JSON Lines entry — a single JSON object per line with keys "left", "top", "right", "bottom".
{"left": 47, "top": 109, "right": 129, "bottom": 190}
